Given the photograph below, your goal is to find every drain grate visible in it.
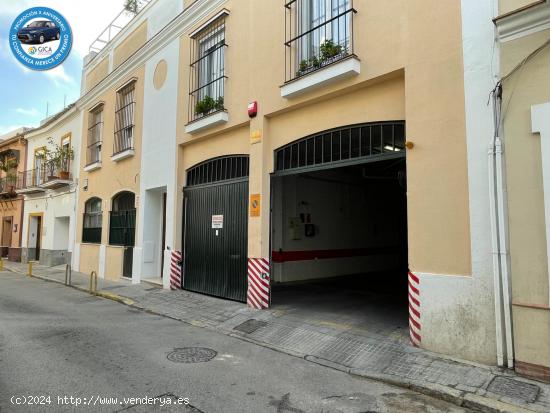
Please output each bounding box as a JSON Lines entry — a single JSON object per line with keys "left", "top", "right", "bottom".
{"left": 167, "top": 347, "right": 217, "bottom": 363}
{"left": 487, "top": 376, "right": 540, "bottom": 403}
{"left": 233, "top": 319, "right": 268, "bottom": 334}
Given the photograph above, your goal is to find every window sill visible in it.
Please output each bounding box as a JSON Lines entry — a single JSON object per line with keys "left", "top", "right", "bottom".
{"left": 185, "top": 111, "right": 229, "bottom": 134}
{"left": 81, "top": 242, "right": 102, "bottom": 246}
{"left": 281, "top": 56, "right": 361, "bottom": 99}
{"left": 84, "top": 161, "right": 102, "bottom": 172}
{"left": 111, "top": 148, "right": 135, "bottom": 162}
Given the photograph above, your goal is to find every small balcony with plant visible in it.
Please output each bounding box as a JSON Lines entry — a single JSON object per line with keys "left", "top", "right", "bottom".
{"left": 282, "top": 0, "right": 359, "bottom": 98}
{"left": 40, "top": 137, "right": 74, "bottom": 189}
{"left": 185, "top": 13, "right": 228, "bottom": 134}
{"left": 0, "top": 153, "right": 19, "bottom": 198}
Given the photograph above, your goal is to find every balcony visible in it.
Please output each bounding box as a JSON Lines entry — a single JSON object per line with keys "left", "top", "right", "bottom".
{"left": 282, "top": 0, "right": 359, "bottom": 98}
{"left": 185, "top": 14, "right": 228, "bottom": 134}
{"left": 0, "top": 176, "right": 17, "bottom": 198}
{"left": 15, "top": 169, "right": 45, "bottom": 194}
{"left": 40, "top": 159, "right": 73, "bottom": 189}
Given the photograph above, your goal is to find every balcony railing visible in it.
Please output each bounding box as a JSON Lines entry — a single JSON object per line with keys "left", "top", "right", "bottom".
{"left": 16, "top": 168, "right": 42, "bottom": 191}
{"left": 0, "top": 176, "right": 17, "bottom": 195}
{"left": 284, "top": 0, "right": 356, "bottom": 83}
{"left": 113, "top": 102, "right": 135, "bottom": 155}
{"left": 86, "top": 142, "right": 102, "bottom": 166}
{"left": 42, "top": 159, "right": 72, "bottom": 184}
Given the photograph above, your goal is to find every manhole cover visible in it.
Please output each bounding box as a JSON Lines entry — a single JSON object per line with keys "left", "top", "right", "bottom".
{"left": 233, "top": 319, "right": 268, "bottom": 334}
{"left": 487, "top": 376, "right": 540, "bottom": 403}
{"left": 167, "top": 347, "right": 217, "bottom": 363}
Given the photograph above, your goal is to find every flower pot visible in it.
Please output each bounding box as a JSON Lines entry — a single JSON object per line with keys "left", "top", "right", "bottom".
{"left": 59, "top": 171, "right": 69, "bottom": 180}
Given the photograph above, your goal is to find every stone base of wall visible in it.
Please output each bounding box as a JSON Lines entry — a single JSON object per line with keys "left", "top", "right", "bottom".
{"left": 8, "top": 247, "right": 21, "bottom": 262}
{"left": 516, "top": 360, "right": 550, "bottom": 383}
{"left": 21, "top": 248, "right": 71, "bottom": 266}
{"left": 40, "top": 249, "right": 71, "bottom": 267}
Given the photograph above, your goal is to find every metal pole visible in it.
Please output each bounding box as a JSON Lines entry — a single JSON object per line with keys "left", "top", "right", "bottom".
{"left": 89, "top": 271, "right": 97, "bottom": 295}
{"left": 0, "top": 257, "right": 3, "bottom": 271}
{"left": 65, "top": 264, "right": 72, "bottom": 286}
{"left": 27, "top": 261, "right": 33, "bottom": 277}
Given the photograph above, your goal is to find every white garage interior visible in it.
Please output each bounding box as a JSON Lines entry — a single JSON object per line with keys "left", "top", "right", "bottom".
{"left": 270, "top": 124, "right": 409, "bottom": 341}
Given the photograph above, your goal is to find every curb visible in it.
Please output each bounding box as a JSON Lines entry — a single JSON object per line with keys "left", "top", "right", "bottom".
{"left": 5, "top": 267, "right": 134, "bottom": 306}
{"left": 5, "top": 267, "right": 540, "bottom": 413}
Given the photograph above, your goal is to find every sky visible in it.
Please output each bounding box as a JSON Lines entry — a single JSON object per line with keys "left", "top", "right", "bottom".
{"left": 0, "top": 0, "right": 126, "bottom": 136}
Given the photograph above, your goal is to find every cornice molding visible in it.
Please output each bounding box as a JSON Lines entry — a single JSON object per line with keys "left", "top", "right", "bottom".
{"left": 77, "top": 0, "right": 227, "bottom": 110}
{"left": 495, "top": 1, "right": 550, "bottom": 42}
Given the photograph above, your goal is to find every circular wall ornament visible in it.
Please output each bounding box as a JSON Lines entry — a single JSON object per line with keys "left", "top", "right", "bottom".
{"left": 153, "top": 59, "right": 168, "bottom": 90}
{"left": 9, "top": 7, "right": 72, "bottom": 71}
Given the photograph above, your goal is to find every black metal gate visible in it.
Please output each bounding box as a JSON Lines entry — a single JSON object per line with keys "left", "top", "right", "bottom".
{"left": 183, "top": 156, "right": 249, "bottom": 302}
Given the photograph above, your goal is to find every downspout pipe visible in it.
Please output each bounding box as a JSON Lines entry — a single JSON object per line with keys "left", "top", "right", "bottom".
{"left": 489, "top": 84, "right": 514, "bottom": 368}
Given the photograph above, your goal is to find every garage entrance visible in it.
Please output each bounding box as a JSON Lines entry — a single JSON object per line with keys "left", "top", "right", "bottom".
{"left": 182, "top": 155, "right": 249, "bottom": 302}
{"left": 271, "top": 122, "right": 409, "bottom": 340}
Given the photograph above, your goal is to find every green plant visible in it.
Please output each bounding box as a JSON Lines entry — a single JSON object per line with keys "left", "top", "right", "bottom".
{"left": 194, "top": 95, "right": 218, "bottom": 116}
{"left": 320, "top": 39, "right": 342, "bottom": 61}
{"left": 47, "top": 137, "right": 74, "bottom": 171}
{"left": 0, "top": 157, "right": 18, "bottom": 183}
{"left": 214, "top": 96, "right": 224, "bottom": 111}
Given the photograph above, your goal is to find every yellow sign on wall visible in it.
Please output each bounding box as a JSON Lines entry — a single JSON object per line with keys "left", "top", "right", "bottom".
{"left": 250, "top": 130, "right": 262, "bottom": 144}
{"left": 250, "top": 194, "right": 261, "bottom": 217}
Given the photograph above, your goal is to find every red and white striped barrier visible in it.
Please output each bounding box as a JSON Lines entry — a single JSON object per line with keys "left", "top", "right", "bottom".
{"left": 408, "top": 270, "right": 421, "bottom": 346}
{"left": 170, "top": 250, "right": 182, "bottom": 290}
{"left": 247, "top": 258, "right": 270, "bottom": 309}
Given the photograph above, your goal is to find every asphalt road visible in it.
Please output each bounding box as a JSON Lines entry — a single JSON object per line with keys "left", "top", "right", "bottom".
{"left": 0, "top": 272, "right": 473, "bottom": 413}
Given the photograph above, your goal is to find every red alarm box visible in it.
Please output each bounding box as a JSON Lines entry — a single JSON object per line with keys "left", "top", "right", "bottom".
{"left": 248, "top": 101, "right": 258, "bottom": 118}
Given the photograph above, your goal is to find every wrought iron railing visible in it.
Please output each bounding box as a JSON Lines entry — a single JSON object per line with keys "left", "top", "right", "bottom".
{"left": 0, "top": 176, "right": 17, "bottom": 194}
{"left": 87, "top": 120, "right": 103, "bottom": 165}
{"left": 188, "top": 15, "right": 227, "bottom": 124}
{"left": 16, "top": 168, "right": 42, "bottom": 190}
{"left": 114, "top": 102, "right": 135, "bottom": 155}
{"left": 284, "top": 0, "right": 356, "bottom": 83}
{"left": 42, "top": 159, "right": 72, "bottom": 183}
{"left": 109, "top": 209, "right": 136, "bottom": 246}
{"left": 82, "top": 212, "right": 102, "bottom": 244}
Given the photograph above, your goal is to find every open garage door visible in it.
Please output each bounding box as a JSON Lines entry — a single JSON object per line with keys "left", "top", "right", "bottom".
{"left": 271, "top": 122, "right": 409, "bottom": 340}
{"left": 183, "top": 155, "right": 249, "bottom": 302}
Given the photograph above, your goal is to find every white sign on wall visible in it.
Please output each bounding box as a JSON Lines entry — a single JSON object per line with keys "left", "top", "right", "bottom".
{"left": 212, "top": 215, "right": 223, "bottom": 229}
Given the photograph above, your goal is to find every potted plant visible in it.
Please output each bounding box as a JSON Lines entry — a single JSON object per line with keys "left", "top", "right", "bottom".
{"left": 194, "top": 95, "right": 225, "bottom": 117}
{"left": 0, "top": 157, "right": 18, "bottom": 193}
{"left": 47, "top": 137, "right": 74, "bottom": 180}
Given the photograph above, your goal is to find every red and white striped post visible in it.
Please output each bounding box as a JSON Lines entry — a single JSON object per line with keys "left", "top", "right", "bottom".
{"left": 170, "top": 250, "right": 182, "bottom": 290}
{"left": 408, "top": 270, "right": 421, "bottom": 346}
{"left": 247, "top": 257, "right": 270, "bottom": 309}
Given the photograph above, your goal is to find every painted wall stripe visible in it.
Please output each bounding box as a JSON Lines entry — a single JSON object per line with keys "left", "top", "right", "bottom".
{"left": 247, "top": 258, "right": 270, "bottom": 309}
{"left": 170, "top": 250, "right": 182, "bottom": 290}
{"left": 408, "top": 270, "right": 421, "bottom": 347}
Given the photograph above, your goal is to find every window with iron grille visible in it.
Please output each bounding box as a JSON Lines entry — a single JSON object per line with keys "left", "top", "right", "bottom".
{"left": 188, "top": 14, "right": 227, "bottom": 123}
{"left": 87, "top": 105, "right": 103, "bottom": 165}
{"left": 83, "top": 197, "right": 102, "bottom": 243}
{"left": 114, "top": 81, "right": 136, "bottom": 155}
{"left": 109, "top": 191, "right": 136, "bottom": 246}
{"left": 186, "top": 155, "right": 249, "bottom": 187}
{"left": 285, "top": 0, "right": 356, "bottom": 82}
{"left": 275, "top": 122, "right": 405, "bottom": 173}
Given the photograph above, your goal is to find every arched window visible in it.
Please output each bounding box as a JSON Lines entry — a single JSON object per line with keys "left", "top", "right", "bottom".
{"left": 109, "top": 191, "right": 136, "bottom": 246}
{"left": 83, "top": 197, "right": 102, "bottom": 243}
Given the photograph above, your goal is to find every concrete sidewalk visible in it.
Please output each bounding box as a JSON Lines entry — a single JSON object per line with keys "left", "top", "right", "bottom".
{"left": 5, "top": 260, "right": 550, "bottom": 413}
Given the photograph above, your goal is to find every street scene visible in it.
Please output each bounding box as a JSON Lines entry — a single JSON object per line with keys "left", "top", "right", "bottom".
{"left": 1, "top": 0, "right": 550, "bottom": 412}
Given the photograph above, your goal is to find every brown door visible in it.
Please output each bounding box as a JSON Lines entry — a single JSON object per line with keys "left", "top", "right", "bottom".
{"left": 35, "top": 216, "right": 42, "bottom": 261}
{"left": 2, "top": 217, "right": 12, "bottom": 256}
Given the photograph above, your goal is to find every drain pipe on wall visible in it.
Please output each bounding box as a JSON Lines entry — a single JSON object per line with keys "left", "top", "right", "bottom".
{"left": 489, "top": 83, "right": 514, "bottom": 368}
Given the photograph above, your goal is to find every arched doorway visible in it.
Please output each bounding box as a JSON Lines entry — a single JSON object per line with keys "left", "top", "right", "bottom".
{"left": 182, "top": 155, "right": 249, "bottom": 302}
{"left": 270, "top": 121, "right": 409, "bottom": 340}
{"left": 110, "top": 191, "right": 136, "bottom": 278}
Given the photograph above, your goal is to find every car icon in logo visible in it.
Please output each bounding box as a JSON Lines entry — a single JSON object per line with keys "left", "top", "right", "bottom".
{"left": 17, "top": 20, "right": 60, "bottom": 44}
